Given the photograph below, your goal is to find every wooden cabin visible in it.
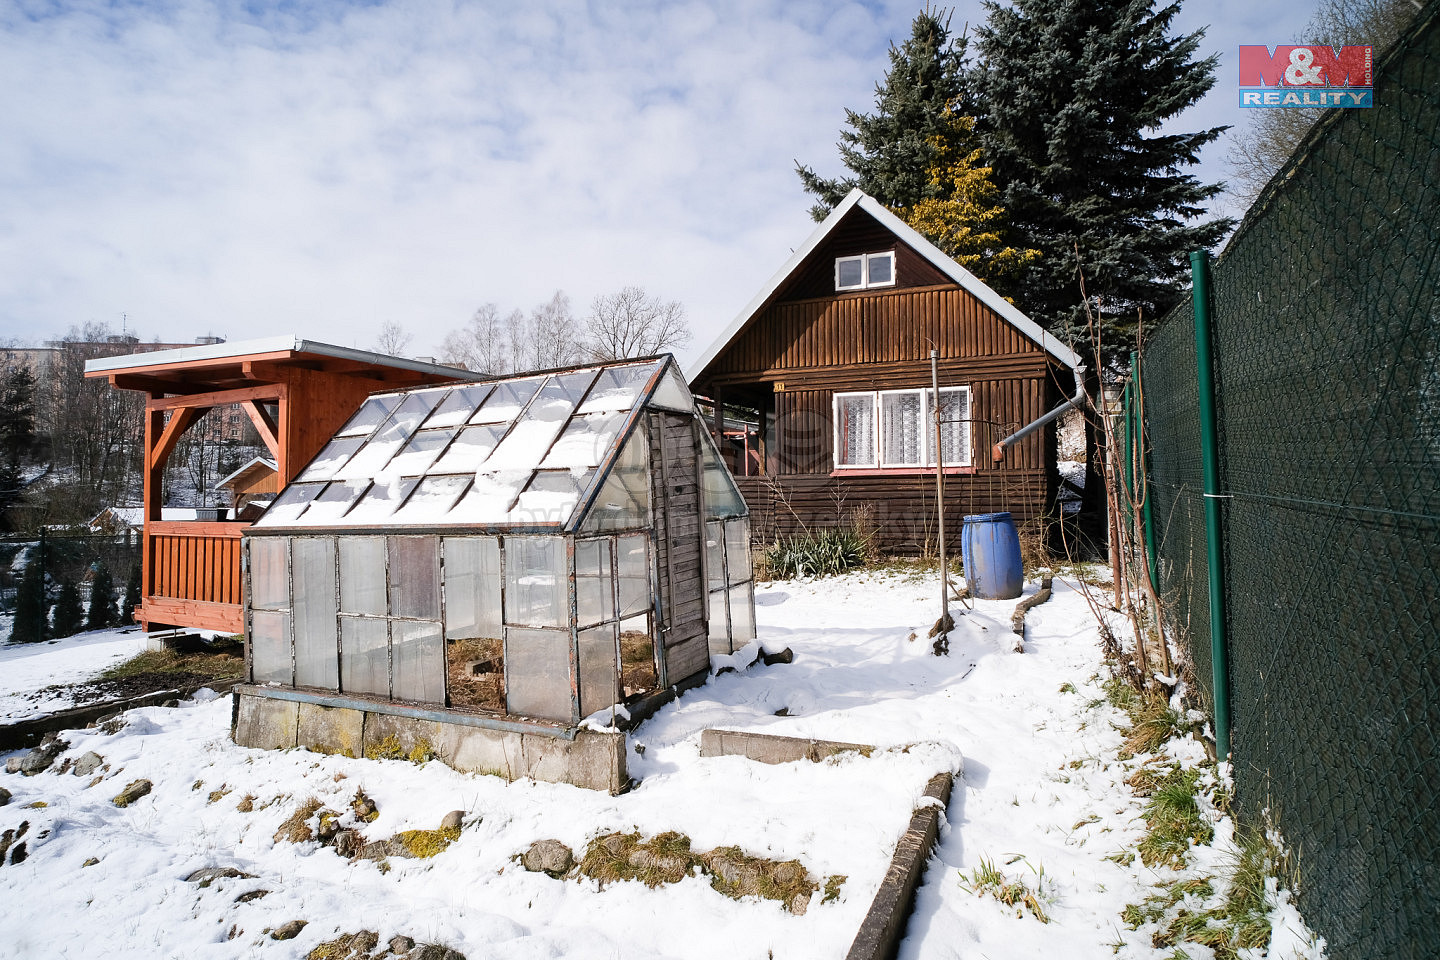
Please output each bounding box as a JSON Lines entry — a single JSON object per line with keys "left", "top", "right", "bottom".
{"left": 689, "top": 189, "right": 1083, "bottom": 553}
{"left": 232, "top": 356, "right": 755, "bottom": 792}
{"left": 85, "top": 337, "right": 481, "bottom": 634}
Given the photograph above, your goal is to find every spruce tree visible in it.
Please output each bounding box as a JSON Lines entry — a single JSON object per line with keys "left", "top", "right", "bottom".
{"left": 121, "top": 564, "right": 141, "bottom": 626}
{"left": 10, "top": 557, "right": 46, "bottom": 643}
{"left": 974, "top": 0, "right": 1233, "bottom": 360}
{"left": 87, "top": 563, "right": 115, "bottom": 631}
{"left": 797, "top": 10, "right": 971, "bottom": 219}
{"left": 51, "top": 578, "right": 84, "bottom": 639}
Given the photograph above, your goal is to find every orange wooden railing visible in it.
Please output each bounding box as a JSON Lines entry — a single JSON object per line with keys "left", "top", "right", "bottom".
{"left": 142, "top": 521, "right": 249, "bottom": 633}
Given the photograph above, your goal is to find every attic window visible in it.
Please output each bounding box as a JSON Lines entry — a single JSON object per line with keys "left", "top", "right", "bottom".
{"left": 835, "top": 251, "right": 895, "bottom": 291}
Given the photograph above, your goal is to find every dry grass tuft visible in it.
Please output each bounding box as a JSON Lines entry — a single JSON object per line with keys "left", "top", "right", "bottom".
{"left": 273, "top": 798, "right": 325, "bottom": 844}
{"left": 958, "top": 856, "right": 1051, "bottom": 923}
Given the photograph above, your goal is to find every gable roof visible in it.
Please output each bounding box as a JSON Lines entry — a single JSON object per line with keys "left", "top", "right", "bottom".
{"left": 249, "top": 355, "right": 742, "bottom": 534}
{"left": 690, "top": 188, "right": 1082, "bottom": 380}
{"left": 213, "top": 457, "right": 278, "bottom": 492}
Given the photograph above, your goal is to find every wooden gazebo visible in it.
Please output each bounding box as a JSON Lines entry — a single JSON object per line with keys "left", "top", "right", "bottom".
{"left": 86, "top": 337, "right": 484, "bottom": 633}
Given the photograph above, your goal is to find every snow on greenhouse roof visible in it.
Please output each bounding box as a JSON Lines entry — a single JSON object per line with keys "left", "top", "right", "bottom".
{"left": 252, "top": 357, "right": 696, "bottom": 533}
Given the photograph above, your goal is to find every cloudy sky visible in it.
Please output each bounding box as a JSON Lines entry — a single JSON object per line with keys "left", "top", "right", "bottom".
{"left": 0, "top": 0, "right": 1321, "bottom": 369}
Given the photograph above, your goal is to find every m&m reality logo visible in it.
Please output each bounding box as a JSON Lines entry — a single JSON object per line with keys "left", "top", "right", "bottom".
{"left": 1238, "top": 45, "right": 1374, "bottom": 108}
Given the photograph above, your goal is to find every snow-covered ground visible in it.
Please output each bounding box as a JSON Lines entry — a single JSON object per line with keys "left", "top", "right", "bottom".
{"left": 0, "top": 627, "right": 149, "bottom": 721}
{"left": 0, "top": 568, "right": 1318, "bottom": 958}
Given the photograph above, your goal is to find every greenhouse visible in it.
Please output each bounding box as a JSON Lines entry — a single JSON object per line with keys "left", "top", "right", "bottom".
{"left": 232, "top": 356, "right": 755, "bottom": 791}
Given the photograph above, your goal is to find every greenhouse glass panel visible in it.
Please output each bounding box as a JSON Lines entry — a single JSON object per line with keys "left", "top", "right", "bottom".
{"left": 513, "top": 469, "right": 591, "bottom": 526}
{"left": 250, "top": 610, "right": 292, "bottom": 684}
{"left": 576, "top": 537, "right": 614, "bottom": 627}
{"left": 648, "top": 365, "right": 694, "bottom": 413}
{"left": 388, "top": 537, "right": 440, "bottom": 620}
{"left": 471, "top": 377, "right": 544, "bottom": 423}
{"left": 578, "top": 624, "right": 619, "bottom": 717}
{"left": 292, "top": 538, "right": 339, "bottom": 690}
{"left": 699, "top": 431, "right": 746, "bottom": 519}
{"left": 504, "top": 536, "right": 567, "bottom": 628}
{"left": 338, "top": 537, "right": 386, "bottom": 615}
{"left": 705, "top": 521, "right": 726, "bottom": 591}
{"left": 386, "top": 427, "right": 457, "bottom": 475}
{"left": 446, "top": 471, "right": 530, "bottom": 525}
{"left": 541, "top": 369, "right": 599, "bottom": 406}
{"left": 580, "top": 362, "right": 659, "bottom": 414}
{"left": 729, "top": 584, "right": 756, "bottom": 642}
{"left": 337, "top": 394, "right": 402, "bottom": 437}
{"left": 340, "top": 616, "right": 388, "bottom": 697}
{"left": 542, "top": 412, "right": 629, "bottom": 470}
{"left": 423, "top": 384, "right": 492, "bottom": 429}
{"left": 303, "top": 480, "right": 369, "bottom": 523}
{"left": 304, "top": 436, "right": 365, "bottom": 481}
{"left": 725, "top": 520, "right": 751, "bottom": 583}
{"left": 392, "top": 619, "right": 445, "bottom": 704}
{"left": 430, "top": 424, "right": 507, "bottom": 473}
{"left": 390, "top": 475, "right": 469, "bottom": 523}
{"left": 580, "top": 429, "right": 649, "bottom": 533}
{"left": 344, "top": 477, "right": 419, "bottom": 525}
{"left": 249, "top": 538, "right": 289, "bottom": 610}
{"left": 334, "top": 393, "right": 436, "bottom": 479}
{"left": 443, "top": 536, "right": 502, "bottom": 640}
{"left": 707, "top": 589, "right": 729, "bottom": 648}
{"left": 505, "top": 627, "right": 573, "bottom": 722}
{"left": 262, "top": 482, "right": 324, "bottom": 525}
{"left": 616, "top": 534, "right": 650, "bottom": 617}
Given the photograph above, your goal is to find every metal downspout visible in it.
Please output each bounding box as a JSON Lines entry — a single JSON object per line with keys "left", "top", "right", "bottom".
{"left": 991, "top": 364, "right": 1088, "bottom": 462}
{"left": 1190, "top": 250, "right": 1232, "bottom": 761}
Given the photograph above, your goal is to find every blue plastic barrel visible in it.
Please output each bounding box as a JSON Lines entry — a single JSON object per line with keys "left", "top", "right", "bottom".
{"left": 961, "top": 512, "right": 1024, "bottom": 600}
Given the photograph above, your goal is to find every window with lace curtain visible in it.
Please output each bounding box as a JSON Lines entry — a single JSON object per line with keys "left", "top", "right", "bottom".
{"left": 833, "top": 387, "right": 970, "bottom": 470}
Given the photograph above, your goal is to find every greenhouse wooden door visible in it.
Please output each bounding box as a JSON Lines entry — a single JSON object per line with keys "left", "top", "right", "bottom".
{"left": 649, "top": 411, "right": 708, "bottom": 685}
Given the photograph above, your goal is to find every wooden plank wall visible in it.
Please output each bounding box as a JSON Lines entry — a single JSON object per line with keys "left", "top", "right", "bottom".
{"left": 149, "top": 526, "right": 244, "bottom": 605}
{"left": 708, "top": 286, "right": 1042, "bottom": 378}
{"left": 737, "top": 472, "right": 1049, "bottom": 555}
{"left": 648, "top": 412, "right": 709, "bottom": 684}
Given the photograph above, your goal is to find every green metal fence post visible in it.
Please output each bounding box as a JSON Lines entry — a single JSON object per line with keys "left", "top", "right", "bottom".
{"left": 1132, "top": 350, "right": 1160, "bottom": 597}
{"left": 1189, "top": 250, "right": 1231, "bottom": 761}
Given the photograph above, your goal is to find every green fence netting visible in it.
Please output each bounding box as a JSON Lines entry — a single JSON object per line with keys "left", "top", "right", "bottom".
{"left": 1131, "top": 7, "right": 1440, "bottom": 958}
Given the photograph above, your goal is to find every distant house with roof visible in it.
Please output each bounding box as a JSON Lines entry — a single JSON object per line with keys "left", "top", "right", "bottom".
{"left": 689, "top": 189, "right": 1083, "bottom": 553}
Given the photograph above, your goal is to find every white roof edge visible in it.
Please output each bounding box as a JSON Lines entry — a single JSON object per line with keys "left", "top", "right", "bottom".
{"left": 212, "top": 456, "right": 279, "bottom": 490}
{"left": 689, "top": 188, "right": 1082, "bottom": 380}
{"left": 83, "top": 335, "right": 490, "bottom": 381}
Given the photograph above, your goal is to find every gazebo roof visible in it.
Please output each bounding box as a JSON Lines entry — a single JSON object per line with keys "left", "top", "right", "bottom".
{"left": 251, "top": 355, "right": 742, "bottom": 534}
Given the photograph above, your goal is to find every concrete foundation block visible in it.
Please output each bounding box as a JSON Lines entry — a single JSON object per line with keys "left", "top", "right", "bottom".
{"left": 521, "top": 730, "right": 627, "bottom": 793}
{"left": 296, "top": 702, "right": 364, "bottom": 758}
{"left": 361, "top": 712, "right": 444, "bottom": 761}
{"left": 435, "top": 724, "right": 521, "bottom": 780}
{"left": 233, "top": 694, "right": 299, "bottom": 751}
{"left": 699, "top": 728, "right": 874, "bottom": 764}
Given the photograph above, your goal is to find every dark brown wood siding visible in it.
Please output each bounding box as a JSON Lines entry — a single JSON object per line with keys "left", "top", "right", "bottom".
{"left": 648, "top": 412, "right": 709, "bottom": 684}
{"left": 703, "top": 286, "right": 1046, "bottom": 380}
{"left": 774, "top": 208, "right": 952, "bottom": 302}
{"left": 738, "top": 471, "right": 1049, "bottom": 555}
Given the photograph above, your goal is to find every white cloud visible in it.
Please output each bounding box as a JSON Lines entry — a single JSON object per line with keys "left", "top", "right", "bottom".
{"left": 0, "top": 0, "right": 1320, "bottom": 367}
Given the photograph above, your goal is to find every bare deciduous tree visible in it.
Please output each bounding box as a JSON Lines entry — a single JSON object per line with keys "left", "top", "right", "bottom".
{"left": 373, "top": 321, "right": 413, "bottom": 357}
{"left": 440, "top": 304, "right": 525, "bottom": 375}
{"left": 524, "top": 291, "right": 587, "bottom": 370}
{"left": 1227, "top": 0, "right": 1418, "bottom": 206}
{"left": 585, "top": 286, "right": 691, "bottom": 361}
